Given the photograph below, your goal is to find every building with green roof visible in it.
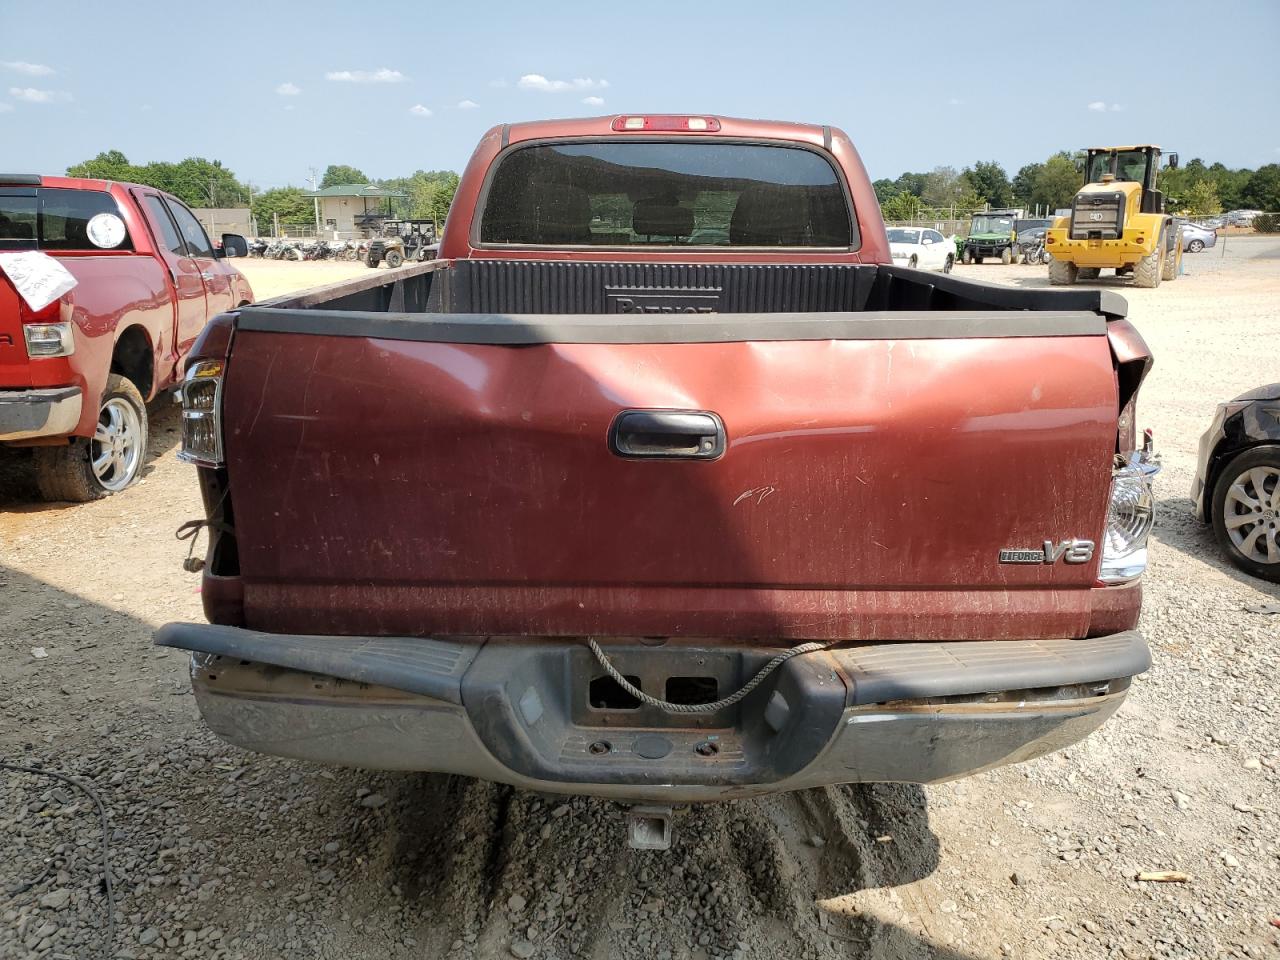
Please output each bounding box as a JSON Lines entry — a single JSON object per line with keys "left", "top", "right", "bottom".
{"left": 302, "top": 183, "right": 409, "bottom": 238}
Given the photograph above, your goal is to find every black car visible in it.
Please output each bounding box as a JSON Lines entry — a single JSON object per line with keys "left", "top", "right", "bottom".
{"left": 1192, "top": 383, "right": 1280, "bottom": 583}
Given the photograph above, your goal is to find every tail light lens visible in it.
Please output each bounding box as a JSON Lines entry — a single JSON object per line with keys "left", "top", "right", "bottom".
{"left": 23, "top": 321, "right": 75, "bottom": 358}
{"left": 1099, "top": 443, "right": 1159, "bottom": 584}
{"left": 178, "top": 360, "right": 225, "bottom": 466}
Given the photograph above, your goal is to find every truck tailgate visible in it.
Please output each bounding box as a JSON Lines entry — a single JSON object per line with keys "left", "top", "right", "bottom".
{"left": 221, "top": 312, "right": 1117, "bottom": 641}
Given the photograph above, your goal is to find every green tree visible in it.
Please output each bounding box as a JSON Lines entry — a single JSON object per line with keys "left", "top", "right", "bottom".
{"left": 1031, "top": 155, "right": 1084, "bottom": 213}
{"left": 250, "top": 187, "right": 313, "bottom": 236}
{"left": 1011, "top": 163, "right": 1044, "bottom": 206}
{"left": 1241, "top": 164, "right": 1280, "bottom": 210}
{"left": 893, "top": 172, "right": 928, "bottom": 198}
{"left": 66, "top": 151, "right": 248, "bottom": 207}
{"left": 320, "top": 164, "right": 370, "bottom": 188}
{"left": 67, "top": 149, "right": 135, "bottom": 181}
{"left": 872, "top": 178, "right": 900, "bottom": 203}
{"left": 382, "top": 170, "right": 461, "bottom": 224}
{"left": 1207, "top": 163, "right": 1251, "bottom": 210}
{"left": 880, "top": 192, "right": 921, "bottom": 222}
{"left": 963, "top": 161, "right": 1012, "bottom": 208}
{"left": 1183, "top": 181, "right": 1222, "bottom": 217}
{"left": 922, "top": 166, "right": 965, "bottom": 206}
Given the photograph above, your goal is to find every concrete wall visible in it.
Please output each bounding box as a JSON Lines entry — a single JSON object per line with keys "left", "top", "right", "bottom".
{"left": 194, "top": 207, "right": 252, "bottom": 238}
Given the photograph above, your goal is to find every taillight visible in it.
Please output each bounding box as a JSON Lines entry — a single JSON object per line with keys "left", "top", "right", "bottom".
{"left": 23, "top": 321, "right": 75, "bottom": 358}
{"left": 1099, "top": 441, "right": 1159, "bottom": 584}
{"left": 611, "top": 116, "right": 721, "bottom": 132}
{"left": 178, "top": 360, "right": 225, "bottom": 466}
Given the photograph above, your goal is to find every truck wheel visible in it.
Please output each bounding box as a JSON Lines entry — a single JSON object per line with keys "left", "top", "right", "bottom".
{"left": 974, "top": 255, "right": 985, "bottom": 265}
{"left": 1048, "top": 259, "right": 1078, "bottom": 285}
{"left": 34, "top": 374, "right": 148, "bottom": 502}
{"left": 962, "top": 249, "right": 973, "bottom": 265}
{"left": 1162, "top": 232, "right": 1180, "bottom": 281}
{"left": 943, "top": 255, "right": 954, "bottom": 274}
{"left": 1211, "top": 446, "right": 1280, "bottom": 584}
{"left": 1000, "top": 247, "right": 1013, "bottom": 265}
{"left": 1133, "top": 240, "right": 1163, "bottom": 288}
{"left": 1077, "top": 267, "right": 1101, "bottom": 280}
{"left": 908, "top": 255, "right": 918, "bottom": 268}
{"left": 384, "top": 250, "right": 404, "bottom": 269}
{"left": 365, "top": 256, "right": 379, "bottom": 268}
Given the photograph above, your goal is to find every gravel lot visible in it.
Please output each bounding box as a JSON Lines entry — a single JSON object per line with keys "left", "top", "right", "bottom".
{"left": 2, "top": 242, "right": 1278, "bottom": 960}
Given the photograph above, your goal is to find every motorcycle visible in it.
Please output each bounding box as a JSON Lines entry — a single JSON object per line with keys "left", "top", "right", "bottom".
{"left": 1020, "top": 237, "right": 1048, "bottom": 266}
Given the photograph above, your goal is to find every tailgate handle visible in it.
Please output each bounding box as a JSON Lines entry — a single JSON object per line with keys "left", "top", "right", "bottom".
{"left": 609, "top": 410, "right": 725, "bottom": 460}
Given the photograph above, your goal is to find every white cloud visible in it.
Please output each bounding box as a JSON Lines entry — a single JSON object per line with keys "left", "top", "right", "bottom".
{"left": 457, "top": 99, "right": 479, "bottom": 109}
{"left": 2, "top": 61, "right": 53, "bottom": 76}
{"left": 325, "top": 68, "right": 405, "bottom": 83}
{"left": 1109, "top": 103, "right": 1124, "bottom": 112}
{"left": 9, "top": 86, "right": 69, "bottom": 103}
{"left": 0, "top": 102, "right": 12, "bottom": 113}
{"left": 276, "top": 81, "right": 301, "bottom": 96}
{"left": 947, "top": 97, "right": 963, "bottom": 106}
{"left": 581, "top": 95, "right": 605, "bottom": 106}
{"left": 1087, "top": 101, "right": 1107, "bottom": 112}
{"left": 518, "top": 74, "right": 608, "bottom": 93}
{"left": 409, "top": 104, "right": 432, "bottom": 116}
{"left": 488, "top": 79, "right": 508, "bottom": 88}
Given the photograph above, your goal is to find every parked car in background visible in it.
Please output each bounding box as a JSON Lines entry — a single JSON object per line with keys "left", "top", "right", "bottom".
{"left": 1176, "top": 219, "right": 1217, "bottom": 252}
{"left": 1192, "top": 383, "right": 1280, "bottom": 583}
{"left": 886, "top": 226, "right": 955, "bottom": 272}
{"left": 0, "top": 175, "right": 252, "bottom": 500}
{"left": 159, "top": 114, "right": 1159, "bottom": 847}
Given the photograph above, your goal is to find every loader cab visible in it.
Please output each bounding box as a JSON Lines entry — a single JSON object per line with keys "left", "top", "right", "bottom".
{"left": 1084, "top": 146, "right": 1177, "bottom": 215}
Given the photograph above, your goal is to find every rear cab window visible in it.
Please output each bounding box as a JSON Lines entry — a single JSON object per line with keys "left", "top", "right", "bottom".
{"left": 0, "top": 188, "right": 134, "bottom": 251}
{"left": 479, "top": 141, "right": 856, "bottom": 249}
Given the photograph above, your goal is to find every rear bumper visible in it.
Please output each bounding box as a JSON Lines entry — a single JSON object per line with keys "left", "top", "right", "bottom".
{"left": 1045, "top": 230, "right": 1155, "bottom": 267}
{"left": 0, "top": 386, "right": 82, "bottom": 441}
{"left": 156, "top": 624, "right": 1149, "bottom": 804}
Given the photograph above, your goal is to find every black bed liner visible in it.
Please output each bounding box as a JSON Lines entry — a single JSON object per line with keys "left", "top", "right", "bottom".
{"left": 240, "top": 259, "right": 1127, "bottom": 343}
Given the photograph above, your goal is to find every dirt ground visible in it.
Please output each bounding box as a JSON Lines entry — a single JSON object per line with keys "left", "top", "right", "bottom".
{"left": 2, "top": 244, "right": 1278, "bottom": 960}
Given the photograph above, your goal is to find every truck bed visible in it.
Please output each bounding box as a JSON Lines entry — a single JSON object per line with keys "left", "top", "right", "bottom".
{"left": 251, "top": 258, "right": 1130, "bottom": 320}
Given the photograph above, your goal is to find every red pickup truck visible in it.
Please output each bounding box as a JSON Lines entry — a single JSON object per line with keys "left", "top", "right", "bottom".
{"left": 0, "top": 175, "right": 252, "bottom": 501}
{"left": 157, "top": 116, "right": 1158, "bottom": 846}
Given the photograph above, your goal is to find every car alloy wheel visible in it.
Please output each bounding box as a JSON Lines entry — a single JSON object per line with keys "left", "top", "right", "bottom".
{"left": 91, "top": 396, "right": 144, "bottom": 492}
{"left": 1189, "top": 239, "right": 1204, "bottom": 253}
{"left": 1222, "top": 464, "right": 1280, "bottom": 565}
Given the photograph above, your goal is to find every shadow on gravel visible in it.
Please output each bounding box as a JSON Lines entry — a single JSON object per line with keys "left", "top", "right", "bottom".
{"left": 1153, "top": 494, "right": 1280, "bottom": 599}
{"left": 353, "top": 772, "right": 964, "bottom": 960}
{"left": 0, "top": 395, "right": 181, "bottom": 511}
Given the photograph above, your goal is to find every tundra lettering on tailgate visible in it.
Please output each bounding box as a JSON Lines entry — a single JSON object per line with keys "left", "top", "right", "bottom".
{"left": 606, "top": 286, "right": 721, "bottom": 314}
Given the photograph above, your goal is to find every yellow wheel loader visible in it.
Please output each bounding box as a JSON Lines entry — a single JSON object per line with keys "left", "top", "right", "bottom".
{"left": 1045, "top": 146, "right": 1183, "bottom": 288}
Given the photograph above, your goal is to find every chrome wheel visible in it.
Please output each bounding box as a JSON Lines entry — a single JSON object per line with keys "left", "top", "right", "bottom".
{"left": 91, "top": 397, "right": 143, "bottom": 491}
{"left": 1223, "top": 465, "right": 1280, "bottom": 564}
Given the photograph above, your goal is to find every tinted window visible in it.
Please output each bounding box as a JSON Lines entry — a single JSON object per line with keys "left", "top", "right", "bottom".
{"left": 166, "top": 200, "right": 214, "bottom": 258}
{"left": 886, "top": 228, "right": 919, "bottom": 244}
{"left": 142, "top": 195, "right": 187, "bottom": 257}
{"left": 480, "top": 141, "right": 854, "bottom": 248}
{"left": 0, "top": 188, "right": 133, "bottom": 251}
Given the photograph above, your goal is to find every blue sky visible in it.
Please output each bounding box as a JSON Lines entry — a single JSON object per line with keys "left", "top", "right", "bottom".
{"left": 1, "top": 0, "right": 1277, "bottom": 189}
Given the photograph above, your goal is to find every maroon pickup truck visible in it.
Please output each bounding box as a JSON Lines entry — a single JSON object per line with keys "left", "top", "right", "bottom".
{"left": 158, "top": 116, "right": 1158, "bottom": 846}
{"left": 0, "top": 175, "right": 252, "bottom": 501}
